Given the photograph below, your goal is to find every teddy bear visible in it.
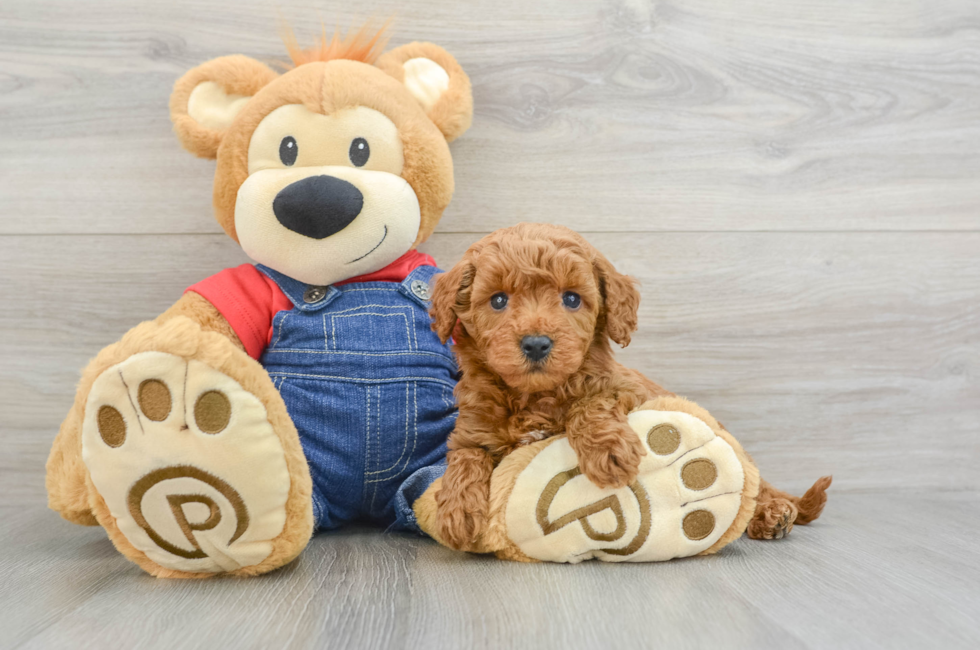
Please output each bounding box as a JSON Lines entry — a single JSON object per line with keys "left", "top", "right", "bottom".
{"left": 46, "top": 25, "right": 476, "bottom": 577}
{"left": 45, "top": 25, "right": 827, "bottom": 577}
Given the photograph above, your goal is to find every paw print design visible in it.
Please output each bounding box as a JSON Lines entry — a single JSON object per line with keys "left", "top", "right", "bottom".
{"left": 81, "top": 351, "right": 292, "bottom": 574}
{"left": 504, "top": 410, "right": 747, "bottom": 563}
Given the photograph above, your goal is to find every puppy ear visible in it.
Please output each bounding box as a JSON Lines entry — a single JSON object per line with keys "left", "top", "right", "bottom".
{"left": 170, "top": 55, "right": 278, "bottom": 159}
{"left": 594, "top": 251, "right": 640, "bottom": 347}
{"left": 429, "top": 261, "right": 475, "bottom": 344}
{"left": 376, "top": 42, "right": 473, "bottom": 142}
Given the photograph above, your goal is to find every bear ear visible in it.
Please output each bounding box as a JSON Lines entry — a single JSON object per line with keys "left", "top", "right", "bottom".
{"left": 376, "top": 42, "right": 473, "bottom": 142}
{"left": 170, "top": 55, "right": 279, "bottom": 159}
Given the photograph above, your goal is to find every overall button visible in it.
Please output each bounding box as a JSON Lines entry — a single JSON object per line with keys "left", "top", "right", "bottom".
{"left": 303, "top": 286, "right": 327, "bottom": 303}
{"left": 410, "top": 280, "right": 430, "bottom": 301}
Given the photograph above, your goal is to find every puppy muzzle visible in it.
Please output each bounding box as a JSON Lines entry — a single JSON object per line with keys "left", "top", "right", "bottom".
{"left": 521, "top": 335, "right": 553, "bottom": 363}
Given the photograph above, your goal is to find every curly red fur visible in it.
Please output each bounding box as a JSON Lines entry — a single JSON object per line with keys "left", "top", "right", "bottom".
{"left": 429, "top": 224, "right": 667, "bottom": 548}
{"left": 434, "top": 448, "right": 495, "bottom": 550}
{"left": 430, "top": 223, "right": 829, "bottom": 550}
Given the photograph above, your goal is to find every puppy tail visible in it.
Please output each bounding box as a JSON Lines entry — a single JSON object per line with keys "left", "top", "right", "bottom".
{"left": 794, "top": 475, "right": 832, "bottom": 525}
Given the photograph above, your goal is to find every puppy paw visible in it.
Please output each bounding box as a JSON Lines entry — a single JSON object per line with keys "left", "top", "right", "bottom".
{"left": 747, "top": 498, "right": 798, "bottom": 540}
{"left": 435, "top": 489, "right": 488, "bottom": 551}
{"left": 575, "top": 433, "right": 643, "bottom": 489}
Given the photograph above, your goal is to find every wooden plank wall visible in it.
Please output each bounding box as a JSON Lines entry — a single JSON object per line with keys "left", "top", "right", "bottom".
{"left": 1, "top": 0, "right": 978, "bottom": 507}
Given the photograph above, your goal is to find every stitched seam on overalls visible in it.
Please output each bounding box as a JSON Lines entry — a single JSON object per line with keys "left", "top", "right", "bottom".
{"left": 260, "top": 372, "right": 456, "bottom": 388}
{"left": 365, "top": 381, "right": 411, "bottom": 478}
{"left": 366, "top": 381, "right": 419, "bottom": 483}
{"left": 324, "top": 303, "right": 411, "bottom": 314}
{"left": 369, "top": 385, "right": 385, "bottom": 509}
{"left": 340, "top": 287, "right": 405, "bottom": 292}
{"left": 262, "top": 348, "right": 454, "bottom": 361}
{"left": 364, "top": 384, "right": 372, "bottom": 498}
{"left": 368, "top": 384, "right": 382, "bottom": 508}
{"left": 329, "top": 312, "right": 413, "bottom": 352}
{"left": 326, "top": 304, "right": 414, "bottom": 350}
{"left": 272, "top": 311, "right": 289, "bottom": 349}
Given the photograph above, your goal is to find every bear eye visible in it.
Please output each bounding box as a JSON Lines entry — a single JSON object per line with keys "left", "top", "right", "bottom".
{"left": 349, "top": 137, "right": 370, "bottom": 167}
{"left": 279, "top": 136, "right": 297, "bottom": 166}
{"left": 562, "top": 291, "right": 581, "bottom": 310}
{"left": 490, "top": 293, "right": 508, "bottom": 311}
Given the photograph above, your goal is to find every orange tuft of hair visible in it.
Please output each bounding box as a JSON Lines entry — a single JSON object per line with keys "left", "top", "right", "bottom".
{"left": 280, "top": 19, "right": 391, "bottom": 67}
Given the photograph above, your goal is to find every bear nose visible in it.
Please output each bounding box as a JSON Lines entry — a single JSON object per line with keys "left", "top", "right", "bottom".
{"left": 272, "top": 175, "right": 364, "bottom": 240}
{"left": 521, "top": 335, "right": 553, "bottom": 363}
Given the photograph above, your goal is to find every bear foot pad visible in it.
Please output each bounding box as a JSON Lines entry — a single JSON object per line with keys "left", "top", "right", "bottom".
{"left": 82, "top": 351, "right": 291, "bottom": 574}
{"left": 503, "top": 410, "right": 745, "bottom": 563}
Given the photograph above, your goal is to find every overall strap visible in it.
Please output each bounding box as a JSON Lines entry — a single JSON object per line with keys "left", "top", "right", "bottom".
{"left": 256, "top": 263, "right": 444, "bottom": 313}
{"left": 255, "top": 265, "right": 341, "bottom": 313}
{"left": 397, "top": 264, "right": 444, "bottom": 310}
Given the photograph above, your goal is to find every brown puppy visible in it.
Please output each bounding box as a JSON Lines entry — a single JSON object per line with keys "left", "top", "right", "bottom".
{"left": 429, "top": 223, "right": 829, "bottom": 551}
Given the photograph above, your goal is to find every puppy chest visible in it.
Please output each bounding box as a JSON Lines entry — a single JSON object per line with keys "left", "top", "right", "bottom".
{"left": 505, "top": 410, "right": 566, "bottom": 450}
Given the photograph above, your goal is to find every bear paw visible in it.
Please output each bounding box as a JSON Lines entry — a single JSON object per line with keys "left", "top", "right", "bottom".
{"left": 81, "top": 351, "right": 293, "bottom": 575}
{"left": 500, "top": 410, "right": 747, "bottom": 563}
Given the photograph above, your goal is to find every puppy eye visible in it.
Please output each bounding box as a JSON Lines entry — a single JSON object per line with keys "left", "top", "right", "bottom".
{"left": 349, "top": 137, "right": 370, "bottom": 167}
{"left": 490, "top": 293, "right": 508, "bottom": 311}
{"left": 562, "top": 291, "right": 582, "bottom": 310}
{"left": 279, "top": 136, "right": 298, "bottom": 166}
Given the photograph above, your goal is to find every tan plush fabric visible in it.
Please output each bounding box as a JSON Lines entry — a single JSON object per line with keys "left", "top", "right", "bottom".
{"left": 500, "top": 410, "right": 746, "bottom": 563}
{"left": 170, "top": 55, "right": 279, "bottom": 160}
{"left": 159, "top": 291, "right": 246, "bottom": 350}
{"left": 48, "top": 315, "right": 314, "bottom": 578}
{"left": 638, "top": 396, "right": 761, "bottom": 556}
{"left": 234, "top": 163, "right": 421, "bottom": 286}
{"left": 47, "top": 293, "right": 241, "bottom": 526}
{"left": 187, "top": 81, "right": 251, "bottom": 132}
{"left": 83, "top": 351, "right": 295, "bottom": 573}
{"left": 170, "top": 45, "right": 471, "bottom": 246}
{"left": 375, "top": 43, "right": 474, "bottom": 143}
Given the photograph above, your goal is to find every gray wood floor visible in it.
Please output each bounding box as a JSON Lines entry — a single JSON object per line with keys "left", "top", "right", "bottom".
{"left": 1, "top": 0, "right": 978, "bottom": 648}
{"left": 1, "top": 492, "right": 978, "bottom": 650}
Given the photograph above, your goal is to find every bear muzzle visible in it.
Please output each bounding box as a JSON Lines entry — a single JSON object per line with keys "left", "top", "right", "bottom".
{"left": 272, "top": 175, "right": 364, "bottom": 240}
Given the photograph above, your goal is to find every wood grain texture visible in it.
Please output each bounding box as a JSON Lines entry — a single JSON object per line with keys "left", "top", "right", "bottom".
{"left": 1, "top": 0, "right": 979, "bottom": 234}
{"left": 1, "top": 493, "right": 978, "bottom": 650}
{"left": 1, "top": 0, "right": 979, "bottom": 648}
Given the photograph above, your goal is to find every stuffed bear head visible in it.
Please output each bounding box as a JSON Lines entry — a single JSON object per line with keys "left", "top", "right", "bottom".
{"left": 169, "top": 26, "right": 472, "bottom": 285}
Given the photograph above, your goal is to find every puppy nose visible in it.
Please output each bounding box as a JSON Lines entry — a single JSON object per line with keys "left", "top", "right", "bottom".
{"left": 521, "top": 335, "right": 553, "bottom": 362}
{"left": 273, "top": 175, "right": 364, "bottom": 240}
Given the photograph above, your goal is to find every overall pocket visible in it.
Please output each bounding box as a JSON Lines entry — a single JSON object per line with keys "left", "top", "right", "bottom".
{"left": 324, "top": 305, "right": 417, "bottom": 352}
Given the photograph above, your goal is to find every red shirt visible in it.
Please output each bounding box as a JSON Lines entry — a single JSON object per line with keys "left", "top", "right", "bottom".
{"left": 186, "top": 250, "right": 436, "bottom": 360}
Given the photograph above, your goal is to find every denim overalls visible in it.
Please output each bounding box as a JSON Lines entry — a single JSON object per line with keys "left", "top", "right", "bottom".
{"left": 255, "top": 264, "right": 457, "bottom": 532}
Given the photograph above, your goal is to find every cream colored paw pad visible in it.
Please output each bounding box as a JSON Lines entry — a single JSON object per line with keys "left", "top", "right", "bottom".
{"left": 504, "top": 410, "right": 744, "bottom": 563}
{"left": 81, "top": 351, "right": 291, "bottom": 574}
